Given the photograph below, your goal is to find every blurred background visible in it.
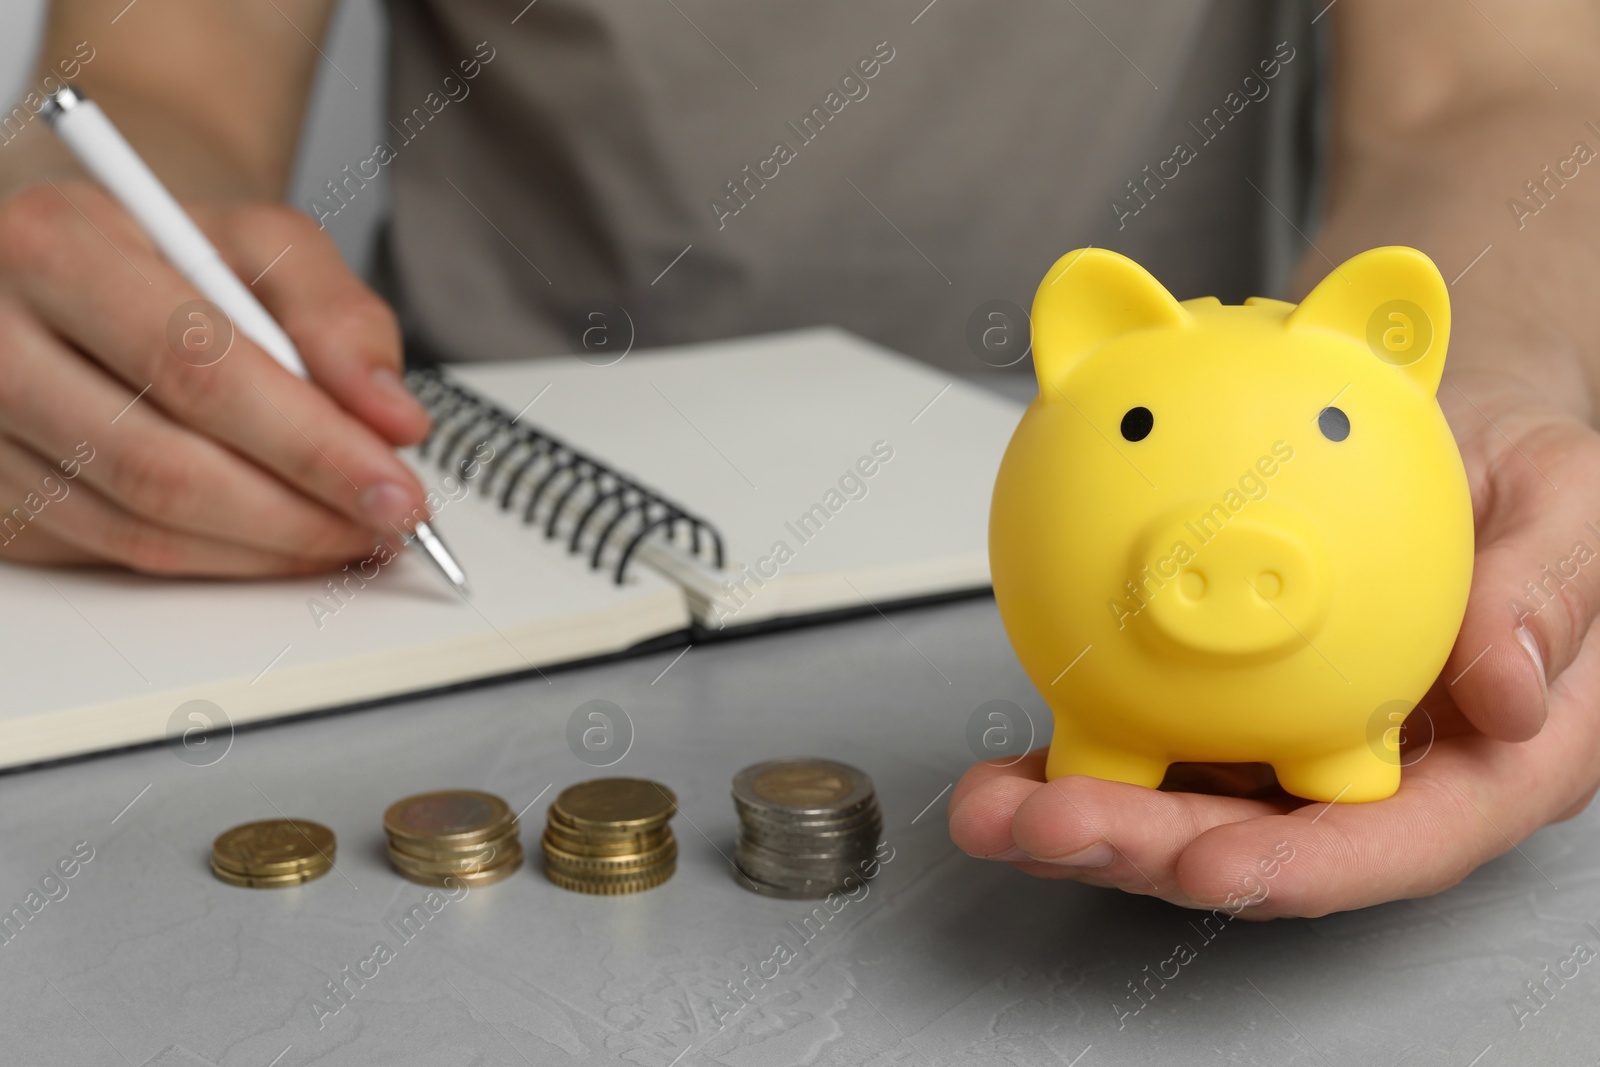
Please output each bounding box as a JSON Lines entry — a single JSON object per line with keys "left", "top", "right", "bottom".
{"left": 0, "top": 0, "right": 390, "bottom": 274}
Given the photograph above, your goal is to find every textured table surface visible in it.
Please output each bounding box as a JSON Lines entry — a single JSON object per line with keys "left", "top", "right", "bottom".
{"left": 1, "top": 596, "right": 1595, "bottom": 1067}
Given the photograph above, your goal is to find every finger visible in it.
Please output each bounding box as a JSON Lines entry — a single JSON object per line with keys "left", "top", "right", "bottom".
{"left": 1556, "top": 786, "right": 1598, "bottom": 823}
{"left": 948, "top": 769, "right": 1048, "bottom": 861}
{"left": 0, "top": 517, "right": 98, "bottom": 566}
{"left": 0, "top": 182, "right": 431, "bottom": 535}
{"left": 1176, "top": 621, "right": 1600, "bottom": 917}
{"left": 1443, "top": 403, "right": 1600, "bottom": 741}
{"left": 948, "top": 749, "right": 1062, "bottom": 860}
{"left": 0, "top": 294, "right": 378, "bottom": 561}
{"left": 947, "top": 748, "right": 1292, "bottom": 902}
{"left": 197, "top": 203, "right": 431, "bottom": 445}
{"left": 949, "top": 747, "right": 1048, "bottom": 812}
{"left": 0, "top": 435, "right": 332, "bottom": 576}
{"left": 1005, "top": 774, "right": 1289, "bottom": 899}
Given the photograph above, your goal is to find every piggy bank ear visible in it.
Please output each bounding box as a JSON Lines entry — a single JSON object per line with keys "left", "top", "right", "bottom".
{"left": 1030, "top": 248, "right": 1189, "bottom": 397}
{"left": 1286, "top": 246, "right": 1451, "bottom": 396}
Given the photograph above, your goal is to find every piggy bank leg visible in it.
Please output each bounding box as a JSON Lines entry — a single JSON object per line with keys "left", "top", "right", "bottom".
{"left": 1045, "top": 724, "right": 1167, "bottom": 788}
{"left": 1272, "top": 746, "right": 1400, "bottom": 804}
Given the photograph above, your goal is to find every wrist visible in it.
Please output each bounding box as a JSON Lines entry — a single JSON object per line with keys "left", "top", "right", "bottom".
{"left": 2, "top": 79, "right": 284, "bottom": 207}
{"left": 0, "top": 112, "right": 85, "bottom": 202}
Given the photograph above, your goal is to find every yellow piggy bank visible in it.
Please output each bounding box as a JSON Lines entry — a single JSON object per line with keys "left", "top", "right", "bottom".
{"left": 989, "top": 246, "right": 1473, "bottom": 803}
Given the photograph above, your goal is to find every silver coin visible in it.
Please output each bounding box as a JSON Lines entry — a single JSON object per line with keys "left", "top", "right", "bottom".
{"left": 732, "top": 759, "right": 875, "bottom": 818}
{"left": 731, "top": 861, "right": 875, "bottom": 900}
{"left": 739, "top": 812, "right": 881, "bottom": 841}
{"left": 737, "top": 839, "right": 880, "bottom": 867}
{"left": 739, "top": 841, "right": 879, "bottom": 864}
{"left": 739, "top": 809, "right": 889, "bottom": 831}
{"left": 730, "top": 758, "right": 884, "bottom": 898}
{"left": 734, "top": 850, "right": 872, "bottom": 883}
{"left": 733, "top": 792, "right": 879, "bottom": 820}
{"left": 732, "top": 863, "right": 832, "bottom": 899}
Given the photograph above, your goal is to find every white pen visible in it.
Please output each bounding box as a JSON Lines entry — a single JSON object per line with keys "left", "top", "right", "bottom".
{"left": 39, "top": 83, "right": 470, "bottom": 595}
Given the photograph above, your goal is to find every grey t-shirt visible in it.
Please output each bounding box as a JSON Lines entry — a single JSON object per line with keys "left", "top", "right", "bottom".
{"left": 372, "top": 1, "right": 1322, "bottom": 373}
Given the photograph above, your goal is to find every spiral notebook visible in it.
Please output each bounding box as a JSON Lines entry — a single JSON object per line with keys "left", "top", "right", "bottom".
{"left": 0, "top": 328, "right": 1023, "bottom": 770}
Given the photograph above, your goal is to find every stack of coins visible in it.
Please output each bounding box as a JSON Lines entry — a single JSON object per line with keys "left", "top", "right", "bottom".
{"left": 384, "top": 790, "right": 522, "bottom": 887}
{"left": 211, "top": 819, "right": 335, "bottom": 888}
{"left": 732, "top": 758, "right": 881, "bottom": 899}
{"left": 541, "top": 778, "right": 677, "bottom": 895}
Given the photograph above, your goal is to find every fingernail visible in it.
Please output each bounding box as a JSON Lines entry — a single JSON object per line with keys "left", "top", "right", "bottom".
{"left": 1515, "top": 625, "right": 1548, "bottom": 701}
{"left": 980, "top": 846, "right": 1031, "bottom": 862}
{"left": 1037, "top": 842, "right": 1116, "bottom": 868}
{"left": 371, "top": 367, "right": 424, "bottom": 413}
{"left": 360, "top": 482, "right": 419, "bottom": 527}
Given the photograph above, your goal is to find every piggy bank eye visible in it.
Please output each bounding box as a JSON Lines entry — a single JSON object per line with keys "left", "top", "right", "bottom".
{"left": 1318, "top": 406, "right": 1351, "bottom": 442}
{"left": 1120, "top": 406, "right": 1154, "bottom": 442}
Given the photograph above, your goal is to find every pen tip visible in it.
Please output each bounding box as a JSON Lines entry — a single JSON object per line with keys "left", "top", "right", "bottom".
{"left": 410, "top": 519, "right": 471, "bottom": 594}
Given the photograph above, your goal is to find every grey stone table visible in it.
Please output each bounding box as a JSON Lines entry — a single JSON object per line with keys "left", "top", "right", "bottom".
{"left": 1, "top": 596, "right": 1596, "bottom": 1067}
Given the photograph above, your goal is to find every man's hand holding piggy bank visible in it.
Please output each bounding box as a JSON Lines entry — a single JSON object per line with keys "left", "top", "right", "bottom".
{"left": 952, "top": 247, "right": 1600, "bottom": 917}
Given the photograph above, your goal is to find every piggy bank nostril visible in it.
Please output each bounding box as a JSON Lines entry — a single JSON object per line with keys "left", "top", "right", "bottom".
{"left": 1253, "top": 571, "right": 1283, "bottom": 600}
{"left": 1179, "top": 569, "right": 1206, "bottom": 600}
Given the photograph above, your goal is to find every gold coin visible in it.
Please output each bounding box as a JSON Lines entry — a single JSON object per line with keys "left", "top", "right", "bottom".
{"left": 210, "top": 858, "right": 330, "bottom": 889}
{"left": 545, "top": 806, "right": 660, "bottom": 835}
{"left": 212, "top": 819, "right": 335, "bottom": 876}
{"left": 384, "top": 790, "right": 514, "bottom": 848}
{"left": 541, "top": 830, "right": 676, "bottom": 873}
{"left": 542, "top": 823, "right": 671, "bottom": 857}
{"left": 385, "top": 826, "right": 520, "bottom": 864}
{"left": 550, "top": 779, "right": 676, "bottom": 832}
{"left": 391, "top": 856, "right": 522, "bottom": 888}
{"left": 543, "top": 857, "right": 675, "bottom": 895}
{"left": 390, "top": 840, "right": 524, "bottom": 877}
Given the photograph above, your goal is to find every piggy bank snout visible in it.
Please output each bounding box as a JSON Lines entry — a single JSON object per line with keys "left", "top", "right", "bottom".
{"left": 1131, "top": 502, "right": 1330, "bottom": 659}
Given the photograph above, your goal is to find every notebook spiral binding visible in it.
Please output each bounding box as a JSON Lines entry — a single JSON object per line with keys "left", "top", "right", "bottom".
{"left": 406, "top": 368, "right": 726, "bottom": 585}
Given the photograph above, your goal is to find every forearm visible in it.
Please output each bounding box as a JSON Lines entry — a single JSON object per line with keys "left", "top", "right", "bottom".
{"left": 0, "top": 0, "right": 335, "bottom": 204}
{"left": 1307, "top": 0, "right": 1600, "bottom": 426}
{"left": 1295, "top": 98, "right": 1600, "bottom": 425}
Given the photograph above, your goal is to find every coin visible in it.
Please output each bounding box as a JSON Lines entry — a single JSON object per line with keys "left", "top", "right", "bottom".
{"left": 388, "top": 840, "right": 523, "bottom": 877}
{"left": 544, "top": 859, "right": 677, "bottom": 896}
{"left": 209, "top": 861, "right": 331, "bottom": 889}
{"left": 734, "top": 759, "right": 874, "bottom": 817}
{"left": 384, "top": 790, "right": 515, "bottom": 848}
{"left": 384, "top": 789, "right": 522, "bottom": 887}
{"left": 389, "top": 857, "right": 523, "bottom": 888}
{"left": 543, "top": 821, "right": 671, "bottom": 854}
{"left": 729, "top": 759, "right": 881, "bottom": 899}
{"left": 541, "top": 830, "right": 676, "bottom": 873}
{"left": 735, "top": 796, "right": 881, "bottom": 823}
{"left": 731, "top": 864, "right": 843, "bottom": 900}
{"left": 737, "top": 841, "right": 877, "bottom": 868}
{"left": 212, "top": 819, "right": 335, "bottom": 878}
{"left": 540, "top": 778, "right": 678, "bottom": 895}
{"left": 738, "top": 812, "right": 882, "bottom": 845}
{"left": 386, "top": 833, "right": 507, "bottom": 863}
{"left": 550, "top": 779, "right": 677, "bottom": 832}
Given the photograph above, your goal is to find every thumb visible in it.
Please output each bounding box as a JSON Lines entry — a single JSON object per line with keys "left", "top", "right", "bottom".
{"left": 1444, "top": 440, "right": 1600, "bottom": 741}
{"left": 201, "top": 203, "right": 432, "bottom": 446}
